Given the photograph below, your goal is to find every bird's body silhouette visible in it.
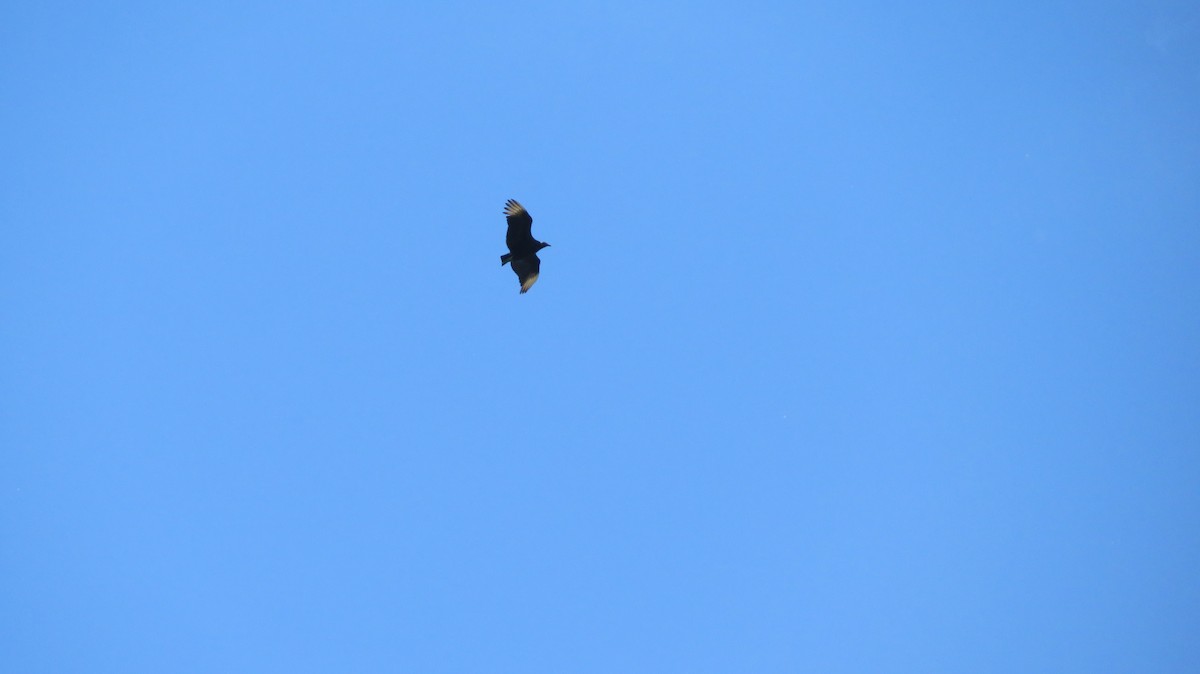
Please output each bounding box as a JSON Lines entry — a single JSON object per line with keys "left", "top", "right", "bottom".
{"left": 499, "top": 199, "right": 551, "bottom": 294}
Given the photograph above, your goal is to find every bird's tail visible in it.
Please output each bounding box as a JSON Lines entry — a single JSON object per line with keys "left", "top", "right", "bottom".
{"left": 500, "top": 253, "right": 512, "bottom": 266}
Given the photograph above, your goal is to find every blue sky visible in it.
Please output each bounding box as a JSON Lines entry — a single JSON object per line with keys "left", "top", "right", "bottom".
{"left": 2, "top": 2, "right": 1198, "bottom": 671}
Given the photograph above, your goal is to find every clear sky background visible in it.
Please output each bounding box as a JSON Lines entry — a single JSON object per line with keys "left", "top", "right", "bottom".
{"left": 2, "top": 2, "right": 1198, "bottom": 672}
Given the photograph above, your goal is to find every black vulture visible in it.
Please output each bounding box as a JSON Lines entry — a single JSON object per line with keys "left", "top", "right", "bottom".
{"left": 499, "top": 199, "right": 551, "bottom": 294}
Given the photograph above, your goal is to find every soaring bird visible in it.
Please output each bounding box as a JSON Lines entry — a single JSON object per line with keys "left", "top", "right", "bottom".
{"left": 499, "top": 199, "right": 551, "bottom": 294}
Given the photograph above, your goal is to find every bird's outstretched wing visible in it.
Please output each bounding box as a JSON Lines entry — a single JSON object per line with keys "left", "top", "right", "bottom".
{"left": 504, "top": 199, "right": 535, "bottom": 250}
{"left": 510, "top": 254, "right": 541, "bottom": 294}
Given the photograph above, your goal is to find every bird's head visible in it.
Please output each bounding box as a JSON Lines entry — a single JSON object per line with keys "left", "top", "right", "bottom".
{"left": 538, "top": 241, "right": 552, "bottom": 251}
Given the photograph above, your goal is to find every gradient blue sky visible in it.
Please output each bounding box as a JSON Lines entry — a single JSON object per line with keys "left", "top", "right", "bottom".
{"left": 3, "top": 2, "right": 1199, "bottom": 672}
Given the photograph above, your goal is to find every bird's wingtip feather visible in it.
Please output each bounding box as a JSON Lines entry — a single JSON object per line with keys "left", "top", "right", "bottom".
{"left": 503, "top": 199, "right": 526, "bottom": 217}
